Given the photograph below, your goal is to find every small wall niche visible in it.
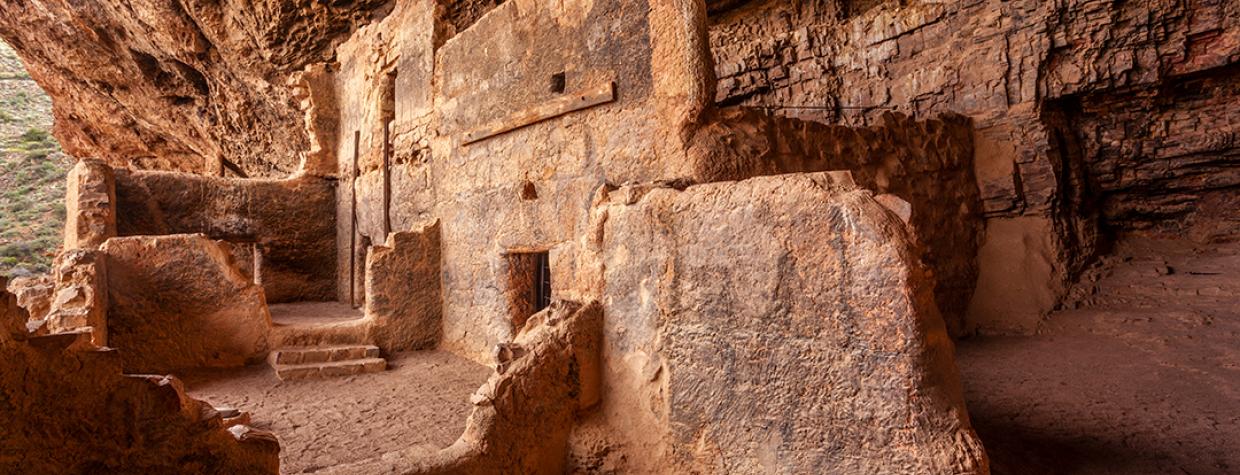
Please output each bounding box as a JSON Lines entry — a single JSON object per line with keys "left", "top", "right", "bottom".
{"left": 550, "top": 71, "right": 566, "bottom": 94}
{"left": 519, "top": 180, "right": 538, "bottom": 201}
{"left": 505, "top": 251, "right": 551, "bottom": 331}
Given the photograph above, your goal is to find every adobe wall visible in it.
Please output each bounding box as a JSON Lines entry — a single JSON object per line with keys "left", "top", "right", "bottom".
{"left": 113, "top": 170, "right": 337, "bottom": 303}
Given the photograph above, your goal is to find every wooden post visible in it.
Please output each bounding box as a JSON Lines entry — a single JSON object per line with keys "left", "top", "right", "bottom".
{"left": 349, "top": 130, "right": 360, "bottom": 307}
{"left": 382, "top": 119, "right": 392, "bottom": 240}
{"left": 252, "top": 242, "right": 263, "bottom": 286}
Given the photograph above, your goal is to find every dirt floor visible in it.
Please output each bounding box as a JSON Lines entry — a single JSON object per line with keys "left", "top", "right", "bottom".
{"left": 957, "top": 238, "right": 1240, "bottom": 475}
{"left": 182, "top": 351, "right": 491, "bottom": 474}
{"left": 268, "top": 302, "right": 365, "bottom": 325}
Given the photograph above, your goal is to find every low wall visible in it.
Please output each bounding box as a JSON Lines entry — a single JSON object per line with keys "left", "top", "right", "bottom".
{"left": 363, "top": 220, "right": 442, "bottom": 352}
{"left": 103, "top": 234, "right": 271, "bottom": 373}
{"left": 687, "top": 109, "right": 982, "bottom": 335}
{"left": 113, "top": 170, "right": 337, "bottom": 303}
{"left": 586, "top": 171, "right": 987, "bottom": 473}
{"left": 0, "top": 286, "right": 279, "bottom": 474}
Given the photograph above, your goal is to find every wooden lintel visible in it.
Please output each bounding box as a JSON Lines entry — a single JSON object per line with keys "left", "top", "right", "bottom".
{"left": 462, "top": 81, "right": 616, "bottom": 145}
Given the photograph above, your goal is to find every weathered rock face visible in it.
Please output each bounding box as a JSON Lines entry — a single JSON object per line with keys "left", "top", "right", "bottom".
{"left": 0, "top": 284, "right": 280, "bottom": 474}
{"left": 1067, "top": 65, "right": 1240, "bottom": 241}
{"left": 0, "top": 0, "right": 390, "bottom": 176}
{"left": 588, "top": 172, "right": 987, "bottom": 473}
{"left": 102, "top": 234, "right": 271, "bottom": 373}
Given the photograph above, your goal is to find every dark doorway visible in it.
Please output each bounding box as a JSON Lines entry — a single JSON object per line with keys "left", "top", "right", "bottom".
{"left": 506, "top": 251, "right": 551, "bottom": 331}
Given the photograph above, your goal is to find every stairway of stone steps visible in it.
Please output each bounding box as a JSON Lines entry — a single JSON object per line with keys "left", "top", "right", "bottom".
{"left": 268, "top": 344, "right": 387, "bottom": 380}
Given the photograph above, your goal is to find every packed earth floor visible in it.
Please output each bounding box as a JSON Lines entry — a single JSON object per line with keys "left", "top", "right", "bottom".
{"left": 183, "top": 351, "right": 490, "bottom": 474}
{"left": 958, "top": 238, "right": 1240, "bottom": 475}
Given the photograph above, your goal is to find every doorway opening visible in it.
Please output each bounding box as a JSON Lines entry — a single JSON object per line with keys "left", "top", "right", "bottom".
{"left": 505, "top": 251, "right": 551, "bottom": 331}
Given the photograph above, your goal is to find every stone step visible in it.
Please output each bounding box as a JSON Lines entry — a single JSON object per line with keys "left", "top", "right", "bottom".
{"left": 268, "top": 344, "right": 380, "bottom": 366}
{"left": 273, "top": 357, "right": 387, "bottom": 381}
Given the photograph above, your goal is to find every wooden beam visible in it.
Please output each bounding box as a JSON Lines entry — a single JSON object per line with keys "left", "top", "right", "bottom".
{"left": 462, "top": 81, "right": 616, "bottom": 145}
{"left": 220, "top": 157, "right": 249, "bottom": 179}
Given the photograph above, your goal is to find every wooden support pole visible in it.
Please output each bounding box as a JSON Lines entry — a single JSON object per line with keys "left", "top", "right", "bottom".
{"left": 349, "top": 130, "right": 360, "bottom": 308}
{"left": 382, "top": 119, "right": 392, "bottom": 240}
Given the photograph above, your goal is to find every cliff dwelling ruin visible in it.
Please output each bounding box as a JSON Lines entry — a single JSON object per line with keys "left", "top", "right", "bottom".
{"left": 0, "top": 0, "right": 1237, "bottom": 473}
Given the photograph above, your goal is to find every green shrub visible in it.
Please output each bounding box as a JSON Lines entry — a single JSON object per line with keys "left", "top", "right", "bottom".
{"left": 19, "top": 128, "right": 49, "bottom": 144}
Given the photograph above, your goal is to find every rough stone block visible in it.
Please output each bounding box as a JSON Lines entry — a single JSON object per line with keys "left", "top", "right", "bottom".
{"left": 63, "top": 159, "right": 117, "bottom": 251}
{"left": 42, "top": 250, "right": 108, "bottom": 346}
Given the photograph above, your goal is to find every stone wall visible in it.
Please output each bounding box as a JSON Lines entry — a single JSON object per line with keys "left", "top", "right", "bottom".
{"left": 0, "top": 284, "right": 279, "bottom": 474}
{"left": 102, "top": 235, "right": 271, "bottom": 373}
{"left": 331, "top": 0, "right": 712, "bottom": 360}
{"left": 363, "top": 220, "right": 443, "bottom": 352}
{"left": 585, "top": 172, "right": 987, "bottom": 473}
{"left": 428, "top": 0, "right": 662, "bottom": 361}
{"left": 688, "top": 108, "right": 981, "bottom": 334}
{"left": 63, "top": 159, "right": 117, "bottom": 251}
{"left": 38, "top": 250, "right": 108, "bottom": 346}
{"left": 332, "top": 0, "right": 439, "bottom": 305}
{"left": 707, "top": 0, "right": 1240, "bottom": 333}
{"left": 113, "top": 170, "right": 337, "bottom": 303}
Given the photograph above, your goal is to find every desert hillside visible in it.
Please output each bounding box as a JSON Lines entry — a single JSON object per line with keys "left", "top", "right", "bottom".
{"left": 0, "top": 40, "right": 68, "bottom": 278}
